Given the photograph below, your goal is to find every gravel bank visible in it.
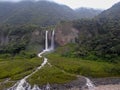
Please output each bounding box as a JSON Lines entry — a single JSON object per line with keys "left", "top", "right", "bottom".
{"left": 92, "top": 77, "right": 120, "bottom": 86}
{"left": 42, "top": 77, "right": 120, "bottom": 90}
{"left": 94, "top": 84, "right": 120, "bottom": 90}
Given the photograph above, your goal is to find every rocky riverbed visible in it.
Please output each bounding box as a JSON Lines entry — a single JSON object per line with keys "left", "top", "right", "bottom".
{"left": 40, "top": 77, "right": 120, "bottom": 90}
{"left": 92, "top": 77, "right": 120, "bottom": 90}
{"left": 0, "top": 77, "right": 120, "bottom": 90}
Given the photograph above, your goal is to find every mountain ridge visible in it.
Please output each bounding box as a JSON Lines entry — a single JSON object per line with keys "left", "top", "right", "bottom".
{"left": 0, "top": 1, "right": 102, "bottom": 26}
{"left": 75, "top": 7, "right": 102, "bottom": 18}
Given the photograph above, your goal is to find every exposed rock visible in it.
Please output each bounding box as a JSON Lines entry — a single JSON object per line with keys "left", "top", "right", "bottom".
{"left": 55, "top": 22, "right": 79, "bottom": 46}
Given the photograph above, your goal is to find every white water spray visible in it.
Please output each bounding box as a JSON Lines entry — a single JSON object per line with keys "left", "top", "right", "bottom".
{"left": 50, "top": 30, "right": 55, "bottom": 51}
{"left": 38, "top": 30, "right": 54, "bottom": 57}
{"left": 85, "top": 77, "right": 95, "bottom": 90}
{"left": 45, "top": 31, "right": 48, "bottom": 51}
{"left": 8, "top": 30, "right": 55, "bottom": 90}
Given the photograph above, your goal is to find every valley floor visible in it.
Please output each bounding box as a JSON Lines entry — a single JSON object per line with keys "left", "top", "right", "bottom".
{"left": 91, "top": 78, "right": 120, "bottom": 90}
{"left": 0, "top": 54, "right": 120, "bottom": 90}
{"left": 43, "top": 77, "right": 120, "bottom": 90}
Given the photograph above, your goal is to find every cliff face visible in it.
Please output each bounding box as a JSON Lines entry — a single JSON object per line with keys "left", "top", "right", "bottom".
{"left": 55, "top": 22, "right": 79, "bottom": 46}
{"left": 54, "top": 19, "right": 99, "bottom": 46}
{"left": 0, "top": 25, "right": 46, "bottom": 54}
{"left": 0, "top": 33, "right": 9, "bottom": 46}
{"left": 0, "top": 20, "right": 98, "bottom": 53}
{"left": 0, "top": 24, "right": 58, "bottom": 54}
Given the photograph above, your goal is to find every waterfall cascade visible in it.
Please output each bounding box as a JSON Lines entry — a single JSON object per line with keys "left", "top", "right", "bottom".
{"left": 50, "top": 30, "right": 55, "bottom": 51}
{"left": 45, "top": 30, "right": 55, "bottom": 51}
{"left": 8, "top": 30, "right": 55, "bottom": 90}
{"left": 45, "top": 31, "right": 49, "bottom": 51}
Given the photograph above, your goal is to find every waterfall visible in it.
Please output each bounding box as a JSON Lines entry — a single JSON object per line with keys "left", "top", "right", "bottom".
{"left": 44, "top": 30, "right": 55, "bottom": 51}
{"left": 8, "top": 30, "right": 55, "bottom": 90}
{"left": 50, "top": 30, "right": 55, "bottom": 51}
{"left": 45, "top": 31, "right": 48, "bottom": 51}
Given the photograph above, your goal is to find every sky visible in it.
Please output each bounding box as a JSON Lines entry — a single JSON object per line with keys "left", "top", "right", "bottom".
{"left": 0, "top": 0, "right": 120, "bottom": 9}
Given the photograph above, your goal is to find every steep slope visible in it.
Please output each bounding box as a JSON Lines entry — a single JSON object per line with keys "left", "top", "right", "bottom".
{"left": 0, "top": 25, "right": 46, "bottom": 55}
{"left": 75, "top": 8, "right": 102, "bottom": 19}
{"left": 0, "top": 1, "right": 76, "bottom": 26}
{"left": 0, "top": 2, "right": 17, "bottom": 23}
{"left": 0, "top": 1, "right": 102, "bottom": 26}
{"left": 97, "top": 2, "right": 120, "bottom": 20}
{"left": 55, "top": 2, "right": 120, "bottom": 61}
{"left": 96, "top": 2, "right": 120, "bottom": 34}
{"left": 55, "top": 22, "right": 79, "bottom": 46}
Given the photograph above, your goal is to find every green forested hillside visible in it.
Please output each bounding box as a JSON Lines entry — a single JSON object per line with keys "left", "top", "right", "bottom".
{"left": 55, "top": 2, "right": 120, "bottom": 62}
{"left": 0, "top": 24, "right": 46, "bottom": 57}
{"left": 0, "top": 1, "right": 75, "bottom": 26}
{"left": 0, "top": 1, "right": 120, "bottom": 62}
{"left": 75, "top": 8, "right": 102, "bottom": 19}
{"left": 0, "top": 1, "right": 102, "bottom": 26}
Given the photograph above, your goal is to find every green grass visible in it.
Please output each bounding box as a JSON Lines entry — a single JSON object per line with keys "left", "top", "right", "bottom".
{"left": 0, "top": 53, "right": 120, "bottom": 90}
{"left": 0, "top": 56, "right": 43, "bottom": 89}
{"left": 28, "top": 65, "right": 76, "bottom": 85}
{"left": 0, "top": 57, "right": 43, "bottom": 80}
{"left": 47, "top": 53, "right": 120, "bottom": 78}
{"left": 0, "top": 81, "right": 16, "bottom": 90}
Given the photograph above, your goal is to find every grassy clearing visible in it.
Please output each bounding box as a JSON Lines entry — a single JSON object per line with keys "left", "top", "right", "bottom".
{"left": 47, "top": 54, "right": 120, "bottom": 78}
{"left": 0, "top": 56, "right": 43, "bottom": 89}
{"left": 28, "top": 65, "right": 76, "bottom": 86}
{"left": 0, "top": 57, "right": 43, "bottom": 80}
{"left": 0, "top": 81, "right": 16, "bottom": 90}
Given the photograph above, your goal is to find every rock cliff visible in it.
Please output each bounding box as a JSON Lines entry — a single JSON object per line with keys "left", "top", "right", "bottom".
{"left": 55, "top": 22, "right": 79, "bottom": 46}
